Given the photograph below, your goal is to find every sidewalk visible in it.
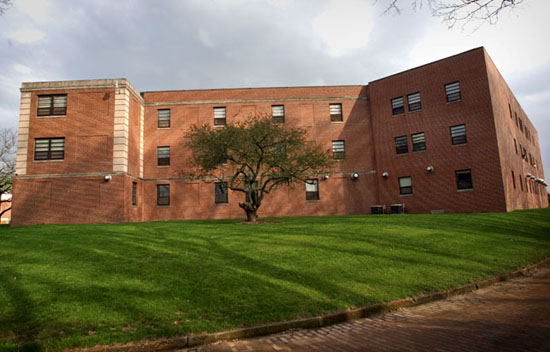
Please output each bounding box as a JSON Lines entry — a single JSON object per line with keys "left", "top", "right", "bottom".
{"left": 182, "top": 265, "right": 550, "bottom": 351}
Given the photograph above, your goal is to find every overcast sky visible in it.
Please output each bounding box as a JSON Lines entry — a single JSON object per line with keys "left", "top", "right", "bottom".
{"left": 1, "top": 0, "right": 549, "bottom": 182}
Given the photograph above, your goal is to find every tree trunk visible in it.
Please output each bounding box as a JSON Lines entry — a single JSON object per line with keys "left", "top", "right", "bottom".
{"left": 239, "top": 202, "right": 259, "bottom": 222}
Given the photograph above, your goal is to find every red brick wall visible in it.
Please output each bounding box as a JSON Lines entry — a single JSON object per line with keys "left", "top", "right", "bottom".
{"left": 25, "top": 89, "right": 115, "bottom": 175}
{"left": 368, "top": 48, "right": 506, "bottom": 213}
{"left": 484, "top": 51, "right": 549, "bottom": 210}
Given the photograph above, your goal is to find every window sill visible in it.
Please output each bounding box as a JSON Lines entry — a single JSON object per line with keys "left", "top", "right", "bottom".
{"left": 330, "top": 121, "right": 344, "bottom": 124}
{"left": 214, "top": 124, "right": 226, "bottom": 128}
{"left": 396, "top": 153, "right": 408, "bottom": 156}
{"left": 392, "top": 113, "right": 405, "bottom": 117}
{"left": 413, "top": 150, "right": 426, "bottom": 153}
{"left": 157, "top": 127, "right": 170, "bottom": 130}
{"left": 306, "top": 199, "right": 320, "bottom": 203}
{"left": 215, "top": 202, "right": 229, "bottom": 206}
{"left": 408, "top": 109, "right": 422, "bottom": 114}
{"left": 399, "top": 194, "right": 413, "bottom": 197}
{"left": 157, "top": 165, "right": 170, "bottom": 168}
{"left": 33, "top": 159, "right": 64, "bottom": 163}
{"left": 157, "top": 205, "right": 170, "bottom": 208}
{"left": 457, "top": 188, "right": 473, "bottom": 192}
{"left": 36, "top": 115, "right": 66, "bottom": 119}
{"left": 452, "top": 143, "right": 467, "bottom": 147}
{"left": 447, "top": 100, "right": 462, "bottom": 104}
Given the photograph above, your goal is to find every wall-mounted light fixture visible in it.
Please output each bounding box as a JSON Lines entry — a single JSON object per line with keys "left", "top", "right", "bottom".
{"left": 351, "top": 172, "right": 359, "bottom": 180}
{"left": 426, "top": 165, "right": 434, "bottom": 173}
{"left": 382, "top": 172, "right": 389, "bottom": 178}
{"left": 104, "top": 175, "right": 112, "bottom": 181}
{"left": 322, "top": 175, "right": 329, "bottom": 180}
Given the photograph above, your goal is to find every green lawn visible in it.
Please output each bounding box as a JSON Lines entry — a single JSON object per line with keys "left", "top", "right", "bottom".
{"left": 1, "top": 208, "right": 549, "bottom": 351}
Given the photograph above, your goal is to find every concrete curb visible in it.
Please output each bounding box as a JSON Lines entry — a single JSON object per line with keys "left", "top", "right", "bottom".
{"left": 71, "top": 257, "right": 549, "bottom": 352}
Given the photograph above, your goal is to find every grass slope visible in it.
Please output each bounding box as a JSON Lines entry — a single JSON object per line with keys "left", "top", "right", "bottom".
{"left": 1, "top": 208, "right": 549, "bottom": 351}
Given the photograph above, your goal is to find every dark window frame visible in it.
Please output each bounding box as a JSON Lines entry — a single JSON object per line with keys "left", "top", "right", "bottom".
{"left": 214, "top": 107, "right": 226, "bottom": 126}
{"left": 411, "top": 132, "right": 426, "bottom": 152}
{"left": 407, "top": 92, "right": 421, "bottom": 112}
{"left": 157, "top": 146, "right": 170, "bottom": 166}
{"left": 271, "top": 105, "right": 285, "bottom": 124}
{"left": 391, "top": 96, "right": 405, "bottom": 115}
{"left": 456, "top": 169, "right": 473, "bottom": 190}
{"left": 511, "top": 171, "right": 516, "bottom": 190}
{"left": 445, "top": 81, "right": 461, "bottom": 103}
{"left": 305, "top": 179, "right": 319, "bottom": 201}
{"left": 157, "top": 184, "right": 170, "bottom": 206}
{"left": 450, "top": 124, "right": 467, "bottom": 145}
{"left": 395, "top": 135, "right": 408, "bottom": 155}
{"left": 158, "top": 109, "right": 170, "bottom": 128}
{"left": 34, "top": 137, "right": 65, "bottom": 161}
{"left": 329, "top": 103, "right": 343, "bottom": 122}
{"left": 399, "top": 176, "right": 412, "bottom": 195}
{"left": 37, "top": 94, "right": 67, "bottom": 116}
{"left": 215, "top": 182, "right": 228, "bottom": 204}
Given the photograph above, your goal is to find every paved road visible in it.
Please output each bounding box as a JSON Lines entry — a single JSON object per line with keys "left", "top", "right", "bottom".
{"left": 182, "top": 265, "right": 550, "bottom": 351}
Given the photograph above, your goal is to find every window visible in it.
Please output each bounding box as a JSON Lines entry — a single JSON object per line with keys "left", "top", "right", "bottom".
{"left": 519, "top": 118, "right": 523, "bottom": 132}
{"left": 157, "top": 146, "right": 170, "bottom": 166}
{"left": 391, "top": 97, "right": 404, "bottom": 115}
{"left": 514, "top": 138, "right": 518, "bottom": 154}
{"left": 512, "top": 171, "right": 516, "bottom": 190}
{"left": 407, "top": 92, "right": 421, "bottom": 112}
{"left": 214, "top": 107, "right": 226, "bottom": 126}
{"left": 399, "top": 177, "right": 412, "bottom": 195}
{"left": 34, "top": 138, "right": 65, "bottom": 160}
{"left": 445, "top": 81, "right": 461, "bottom": 102}
{"left": 411, "top": 132, "right": 426, "bottom": 152}
{"left": 519, "top": 174, "right": 523, "bottom": 191}
{"left": 332, "top": 140, "right": 345, "bottom": 160}
{"left": 515, "top": 112, "right": 518, "bottom": 126}
{"left": 158, "top": 109, "right": 170, "bottom": 128}
{"left": 132, "top": 182, "right": 137, "bottom": 206}
{"left": 395, "top": 135, "right": 408, "bottom": 155}
{"left": 456, "top": 169, "right": 473, "bottom": 190}
{"left": 509, "top": 104, "right": 512, "bottom": 119}
{"left": 271, "top": 105, "right": 285, "bottom": 124}
{"left": 329, "top": 103, "right": 343, "bottom": 122}
{"left": 215, "top": 182, "right": 228, "bottom": 204}
{"left": 37, "top": 94, "right": 67, "bottom": 116}
{"left": 157, "top": 184, "right": 170, "bottom": 206}
{"left": 450, "top": 124, "right": 467, "bottom": 145}
{"left": 305, "top": 179, "right": 319, "bottom": 201}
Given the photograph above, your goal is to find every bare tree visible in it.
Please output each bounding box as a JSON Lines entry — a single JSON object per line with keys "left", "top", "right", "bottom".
{"left": 1, "top": 128, "right": 17, "bottom": 219}
{"left": 380, "top": 0, "right": 525, "bottom": 28}
{"left": 0, "top": 0, "right": 14, "bottom": 16}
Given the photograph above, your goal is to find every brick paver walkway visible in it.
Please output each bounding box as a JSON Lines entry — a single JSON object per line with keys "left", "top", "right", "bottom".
{"left": 182, "top": 265, "right": 550, "bottom": 351}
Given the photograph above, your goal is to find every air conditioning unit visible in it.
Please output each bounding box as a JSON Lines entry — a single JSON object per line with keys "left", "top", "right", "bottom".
{"left": 371, "top": 205, "right": 386, "bottom": 214}
{"left": 390, "top": 204, "right": 406, "bottom": 214}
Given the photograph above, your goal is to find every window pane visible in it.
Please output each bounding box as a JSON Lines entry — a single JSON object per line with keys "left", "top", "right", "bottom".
{"left": 34, "top": 138, "right": 64, "bottom": 160}
{"left": 214, "top": 107, "right": 226, "bottom": 125}
{"left": 330, "top": 103, "right": 343, "bottom": 122}
{"left": 411, "top": 132, "right": 426, "bottom": 152}
{"left": 305, "top": 179, "right": 319, "bottom": 201}
{"left": 399, "top": 177, "right": 412, "bottom": 195}
{"left": 215, "top": 182, "right": 228, "bottom": 203}
{"left": 407, "top": 92, "right": 421, "bottom": 112}
{"left": 157, "top": 184, "right": 170, "bottom": 205}
{"left": 391, "top": 97, "right": 404, "bottom": 115}
{"left": 158, "top": 109, "right": 170, "bottom": 128}
{"left": 456, "top": 169, "right": 473, "bottom": 190}
{"left": 271, "top": 105, "right": 285, "bottom": 124}
{"left": 305, "top": 179, "right": 318, "bottom": 192}
{"left": 157, "top": 146, "right": 170, "bottom": 166}
{"left": 445, "top": 82, "right": 461, "bottom": 102}
{"left": 332, "top": 140, "right": 345, "bottom": 159}
{"left": 450, "top": 124, "right": 467, "bottom": 145}
{"left": 395, "top": 136, "right": 408, "bottom": 154}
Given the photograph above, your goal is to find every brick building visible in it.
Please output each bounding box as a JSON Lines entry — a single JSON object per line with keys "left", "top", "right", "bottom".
{"left": 11, "top": 47, "right": 548, "bottom": 226}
